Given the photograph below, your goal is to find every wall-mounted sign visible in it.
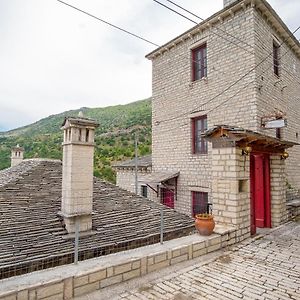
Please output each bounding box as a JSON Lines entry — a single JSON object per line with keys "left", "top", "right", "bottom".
{"left": 263, "top": 119, "right": 287, "bottom": 129}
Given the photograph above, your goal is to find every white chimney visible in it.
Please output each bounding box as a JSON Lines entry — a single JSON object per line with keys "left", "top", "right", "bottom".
{"left": 60, "top": 113, "right": 99, "bottom": 233}
{"left": 223, "top": 0, "right": 237, "bottom": 7}
{"left": 11, "top": 145, "right": 24, "bottom": 167}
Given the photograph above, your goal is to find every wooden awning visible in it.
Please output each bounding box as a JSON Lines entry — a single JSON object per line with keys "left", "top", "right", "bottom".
{"left": 203, "top": 125, "right": 298, "bottom": 153}
{"left": 139, "top": 172, "right": 179, "bottom": 185}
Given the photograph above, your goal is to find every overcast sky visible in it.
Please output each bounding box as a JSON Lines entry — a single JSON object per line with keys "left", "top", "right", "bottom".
{"left": 0, "top": 0, "right": 299, "bottom": 131}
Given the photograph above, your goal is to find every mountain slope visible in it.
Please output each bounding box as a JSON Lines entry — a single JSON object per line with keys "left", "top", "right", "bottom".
{"left": 0, "top": 99, "right": 152, "bottom": 182}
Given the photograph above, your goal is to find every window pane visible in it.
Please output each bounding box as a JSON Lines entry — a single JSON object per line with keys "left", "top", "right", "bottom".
{"left": 193, "top": 192, "right": 208, "bottom": 216}
{"left": 273, "top": 42, "right": 280, "bottom": 76}
{"left": 193, "top": 116, "right": 208, "bottom": 154}
{"left": 192, "top": 44, "right": 207, "bottom": 81}
{"left": 141, "top": 186, "right": 148, "bottom": 198}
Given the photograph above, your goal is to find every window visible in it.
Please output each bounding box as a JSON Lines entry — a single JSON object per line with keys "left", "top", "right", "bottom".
{"left": 86, "top": 129, "right": 89, "bottom": 142}
{"left": 192, "top": 44, "right": 207, "bottom": 81}
{"left": 276, "top": 128, "right": 281, "bottom": 139}
{"left": 273, "top": 41, "right": 280, "bottom": 76}
{"left": 192, "top": 115, "right": 208, "bottom": 154}
{"left": 192, "top": 191, "right": 208, "bottom": 217}
{"left": 141, "top": 185, "right": 148, "bottom": 198}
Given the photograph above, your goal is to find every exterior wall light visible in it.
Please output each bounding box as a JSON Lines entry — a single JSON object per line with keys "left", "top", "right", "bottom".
{"left": 242, "top": 146, "right": 252, "bottom": 156}
{"left": 281, "top": 151, "right": 289, "bottom": 160}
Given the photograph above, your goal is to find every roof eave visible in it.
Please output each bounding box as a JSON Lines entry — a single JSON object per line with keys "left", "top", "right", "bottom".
{"left": 146, "top": 0, "right": 300, "bottom": 60}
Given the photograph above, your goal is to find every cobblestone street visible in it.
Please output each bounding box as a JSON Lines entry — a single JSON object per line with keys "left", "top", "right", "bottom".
{"left": 78, "top": 220, "right": 300, "bottom": 300}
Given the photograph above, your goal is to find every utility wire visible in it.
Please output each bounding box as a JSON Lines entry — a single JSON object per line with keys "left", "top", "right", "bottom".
{"left": 56, "top": 0, "right": 297, "bottom": 80}
{"left": 153, "top": 0, "right": 197, "bottom": 24}
{"left": 165, "top": 0, "right": 300, "bottom": 71}
{"left": 56, "top": 0, "right": 159, "bottom": 47}
{"left": 164, "top": 0, "right": 300, "bottom": 86}
{"left": 153, "top": 0, "right": 253, "bottom": 54}
{"left": 56, "top": 0, "right": 213, "bottom": 71}
{"left": 165, "top": 0, "right": 255, "bottom": 53}
{"left": 155, "top": 25, "right": 300, "bottom": 125}
{"left": 56, "top": 0, "right": 300, "bottom": 125}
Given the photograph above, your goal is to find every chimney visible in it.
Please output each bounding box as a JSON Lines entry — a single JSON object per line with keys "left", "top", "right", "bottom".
{"left": 11, "top": 145, "right": 24, "bottom": 167}
{"left": 223, "top": 0, "right": 237, "bottom": 7}
{"left": 60, "top": 113, "right": 99, "bottom": 233}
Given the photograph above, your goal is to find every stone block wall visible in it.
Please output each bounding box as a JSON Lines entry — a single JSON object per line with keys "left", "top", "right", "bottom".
{"left": 211, "top": 147, "right": 251, "bottom": 240}
{"left": 270, "top": 155, "right": 288, "bottom": 226}
{"left": 253, "top": 8, "right": 300, "bottom": 190}
{"left": 0, "top": 232, "right": 239, "bottom": 300}
{"left": 149, "top": 0, "right": 300, "bottom": 218}
{"left": 115, "top": 168, "right": 154, "bottom": 200}
{"left": 150, "top": 4, "right": 256, "bottom": 215}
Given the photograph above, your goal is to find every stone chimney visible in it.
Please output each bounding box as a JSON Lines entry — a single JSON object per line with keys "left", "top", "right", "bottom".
{"left": 11, "top": 145, "right": 24, "bottom": 167}
{"left": 60, "top": 113, "right": 99, "bottom": 233}
{"left": 223, "top": 0, "right": 237, "bottom": 7}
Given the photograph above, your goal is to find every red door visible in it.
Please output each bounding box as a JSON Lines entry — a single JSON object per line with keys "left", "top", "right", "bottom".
{"left": 250, "top": 154, "right": 271, "bottom": 235}
{"left": 161, "top": 188, "right": 174, "bottom": 208}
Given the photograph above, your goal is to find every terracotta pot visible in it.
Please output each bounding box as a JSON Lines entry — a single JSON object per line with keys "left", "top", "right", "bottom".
{"left": 195, "top": 214, "right": 215, "bottom": 236}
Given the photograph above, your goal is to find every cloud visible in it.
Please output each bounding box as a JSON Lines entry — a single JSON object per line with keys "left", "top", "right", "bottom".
{"left": 0, "top": 0, "right": 299, "bottom": 131}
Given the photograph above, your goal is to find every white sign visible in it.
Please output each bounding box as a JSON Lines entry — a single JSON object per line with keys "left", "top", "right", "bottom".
{"left": 264, "top": 119, "right": 287, "bottom": 129}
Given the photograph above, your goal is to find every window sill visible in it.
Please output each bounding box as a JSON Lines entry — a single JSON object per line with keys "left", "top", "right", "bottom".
{"left": 189, "top": 77, "right": 208, "bottom": 87}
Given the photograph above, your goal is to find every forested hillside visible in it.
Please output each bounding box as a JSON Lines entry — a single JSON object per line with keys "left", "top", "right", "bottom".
{"left": 0, "top": 99, "right": 152, "bottom": 183}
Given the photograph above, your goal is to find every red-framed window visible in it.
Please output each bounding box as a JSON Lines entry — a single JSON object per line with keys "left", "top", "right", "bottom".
{"left": 192, "top": 44, "right": 207, "bottom": 81}
{"left": 273, "top": 41, "right": 280, "bottom": 76}
{"left": 161, "top": 188, "right": 174, "bottom": 209}
{"left": 192, "top": 115, "right": 208, "bottom": 154}
{"left": 192, "top": 191, "right": 208, "bottom": 217}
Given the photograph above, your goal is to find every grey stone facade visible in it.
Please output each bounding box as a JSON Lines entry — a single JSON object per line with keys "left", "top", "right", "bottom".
{"left": 148, "top": 0, "right": 300, "bottom": 214}
{"left": 116, "top": 0, "right": 300, "bottom": 229}
{"left": 11, "top": 145, "right": 24, "bottom": 167}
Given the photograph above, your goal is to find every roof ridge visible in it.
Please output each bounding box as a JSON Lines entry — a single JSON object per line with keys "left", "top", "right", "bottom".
{"left": 0, "top": 159, "right": 48, "bottom": 188}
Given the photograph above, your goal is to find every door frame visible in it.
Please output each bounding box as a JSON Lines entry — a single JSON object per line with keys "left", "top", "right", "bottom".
{"left": 250, "top": 153, "right": 272, "bottom": 235}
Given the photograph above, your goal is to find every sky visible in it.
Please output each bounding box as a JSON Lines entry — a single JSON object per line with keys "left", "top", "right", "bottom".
{"left": 0, "top": 0, "right": 299, "bottom": 131}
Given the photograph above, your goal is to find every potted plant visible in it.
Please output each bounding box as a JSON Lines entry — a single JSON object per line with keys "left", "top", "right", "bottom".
{"left": 195, "top": 213, "right": 215, "bottom": 236}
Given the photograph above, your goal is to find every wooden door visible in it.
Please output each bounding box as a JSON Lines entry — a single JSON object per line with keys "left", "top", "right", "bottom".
{"left": 250, "top": 153, "right": 271, "bottom": 235}
{"left": 161, "top": 188, "right": 174, "bottom": 209}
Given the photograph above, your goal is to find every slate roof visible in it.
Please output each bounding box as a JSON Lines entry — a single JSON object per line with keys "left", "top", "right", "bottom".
{"left": 113, "top": 155, "right": 152, "bottom": 168}
{"left": 0, "top": 159, "right": 194, "bottom": 279}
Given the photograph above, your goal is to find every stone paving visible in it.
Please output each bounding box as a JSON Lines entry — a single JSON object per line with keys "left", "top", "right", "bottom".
{"left": 77, "top": 220, "right": 300, "bottom": 300}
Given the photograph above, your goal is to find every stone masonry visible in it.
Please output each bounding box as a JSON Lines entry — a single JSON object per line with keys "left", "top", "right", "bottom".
{"left": 212, "top": 147, "right": 251, "bottom": 240}
{"left": 270, "top": 155, "right": 288, "bottom": 226}
{"left": 145, "top": 0, "right": 300, "bottom": 222}
{"left": 61, "top": 116, "right": 99, "bottom": 233}
{"left": 115, "top": 221, "right": 300, "bottom": 300}
{"left": 10, "top": 145, "right": 24, "bottom": 167}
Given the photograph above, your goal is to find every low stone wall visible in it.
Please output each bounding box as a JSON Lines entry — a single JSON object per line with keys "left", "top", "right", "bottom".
{"left": 286, "top": 187, "right": 300, "bottom": 219}
{"left": 0, "top": 228, "right": 239, "bottom": 300}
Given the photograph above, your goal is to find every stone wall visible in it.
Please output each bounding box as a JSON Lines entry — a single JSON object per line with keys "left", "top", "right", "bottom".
{"left": 151, "top": 4, "right": 256, "bottom": 215}
{"left": 211, "top": 147, "right": 251, "bottom": 240}
{"left": 0, "top": 231, "right": 239, "bottom": 300}
{"left": 253, "top": 8, "right": 300, "bottom": 190}
{"left": 149, "top": 1, "right": 300, "bottom": 217}
{"left": 116, "top": 168, "right": 153, "bottom": 199}
{"left": 270, "top": 155, "right": 288, "bottom": 226}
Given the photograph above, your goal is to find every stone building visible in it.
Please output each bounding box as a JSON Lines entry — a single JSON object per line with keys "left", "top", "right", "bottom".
{"left": 115, "top": 0, "right": 300, "bottom": 237}
{"left": 10, "top": 144, "right": 24, "bottom": 167}
{"left": 0, "top": 115, "right": 194, "bottom": 280}
{"left": 113, "top": 155, "right": 152, "bottom": 196}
